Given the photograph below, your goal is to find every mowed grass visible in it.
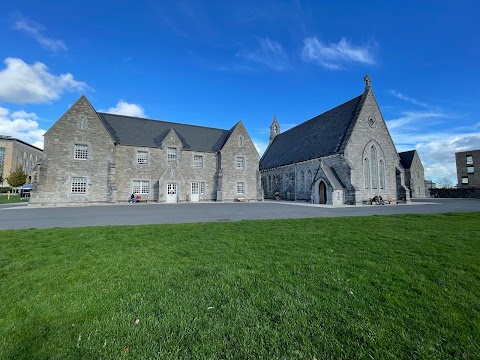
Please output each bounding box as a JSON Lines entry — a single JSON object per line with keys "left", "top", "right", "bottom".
{"left": 1, "top": 213, "right": 479, "bottom": 359}
{"left": 0, "top": 194, "right": 22, "bottom": 204}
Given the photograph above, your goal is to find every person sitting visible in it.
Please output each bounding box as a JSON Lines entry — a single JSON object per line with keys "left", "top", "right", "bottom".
{"left": 130, "top": 193, "right": 137, "bottom": 203}
{"left": 378, "top": 195, "right": 385, "bottom": 205}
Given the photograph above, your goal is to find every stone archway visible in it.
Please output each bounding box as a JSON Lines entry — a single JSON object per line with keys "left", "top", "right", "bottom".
{"left": 319, "top": 181, "right": 327, "bottom": 204}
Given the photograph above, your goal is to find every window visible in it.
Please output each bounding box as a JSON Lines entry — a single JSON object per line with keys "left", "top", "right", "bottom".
{"left": 200, "top": 182, "right": 205, "bottom": 194}
{"left": 238, "top": 136, "right": 244, "bottom": 147}
{"left": 417, "top": 186, "right": 421, "bottom": 195}
{"left": 74, "top": 144, "right": 88, "bottom": 160}
{"left": 466, "top": 155, "right": 473, "bottom": 165}
{"left": 364, "top": 158, "right": 370, "bottom": 189}
{"left": 236, "top": 156, "right": 245, "bottom": 170}
{"left": 307, "top": 170, "right": 313, "bottom": 189}
{"left": 370, "top": 146, "right": 378, "bottom": 189}
{"left": 300, "top": 171, "right": 305, "bottom": 191}
{"left": 137, "top": 151, "right": 147, "bottom": 164}
{"left": 167, "top": 148, "right": 176, "bottom": 164}
{"left": 268, "top": 175, "right": 271, "bottom": 192}
{"left": 193, "top": 155, "right": 203, "bottom": 168}
{"left": 283, "top": 173, "right": 288, "bottom": 189}
{"left": 237, "top": 181, "right": 245, "bottom": 194}
{"left": 467, "top": 166, "right": 474, "bottom": 174}
{"left": 133, "top": 180, "right": 150, "bottom": 194}
{"left": 71, "top": 177, "right": 87, "bottom": 193}
{"left": 379, "top": 159, "right": 385, "bottom": 189}
{"left": 416, "top": 171, "right": 420, "bottom": 179}
{"left": 462, "top": 177, "right": 469, "bottom": 184}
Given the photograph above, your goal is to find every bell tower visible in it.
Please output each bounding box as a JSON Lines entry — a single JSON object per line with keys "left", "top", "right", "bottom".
{"left": 269, "top": 115, "right": 281, "bottom": 144}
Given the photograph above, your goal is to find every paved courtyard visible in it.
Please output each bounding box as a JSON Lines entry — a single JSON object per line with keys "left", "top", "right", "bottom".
{"left": 1, "top": 198, "right": 479, "bottom": 230}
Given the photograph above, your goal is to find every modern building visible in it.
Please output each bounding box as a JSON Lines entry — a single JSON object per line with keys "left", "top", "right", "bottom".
{"left": 456, "top": 149, "right": 480, "bottom": 188}
{"left": 398, "top": 149, "right": 428, "bottom": 198}
{"left": 0, "top": 135, "right": 43, "bottom": 187}
{"left": 260, "top": 76, "right": 410, "bottom": 205}
{"left": 30, "top": 96, "right": 261, "bottom": 205}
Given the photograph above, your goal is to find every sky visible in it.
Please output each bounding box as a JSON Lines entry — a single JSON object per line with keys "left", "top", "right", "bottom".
{"left": 0, "top": 1, "right": 479, "bottom": 184}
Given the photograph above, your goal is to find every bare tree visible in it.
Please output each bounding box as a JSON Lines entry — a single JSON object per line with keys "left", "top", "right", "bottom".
{"left": 435, "top": 176, "right": 455, "bottom": 189}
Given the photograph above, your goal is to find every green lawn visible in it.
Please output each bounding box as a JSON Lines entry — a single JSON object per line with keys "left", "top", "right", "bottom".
{"left": 1, "top": 213, "right": 479, "bottom": 359}
{"left": 0, "top": 194, "right": 23, "bottom": 204}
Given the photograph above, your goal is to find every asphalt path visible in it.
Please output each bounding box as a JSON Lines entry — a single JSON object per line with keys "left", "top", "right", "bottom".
{"left": 0, "top": 198, "right": 479, "bottom": 230}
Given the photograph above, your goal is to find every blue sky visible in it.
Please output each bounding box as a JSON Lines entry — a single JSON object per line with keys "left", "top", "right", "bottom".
{"left": 0, "top": 1, "right": 479, "bottom": 183}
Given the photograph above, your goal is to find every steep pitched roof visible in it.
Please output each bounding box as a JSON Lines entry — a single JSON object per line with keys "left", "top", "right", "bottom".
{"left": 97, "top": 113, "right": 230, "bottom": 152}
{"left": 259, "top": 93, "right": 365, "bottom": 170}
{"left": 398, "top": 150, "right": 416, "bottom": 169}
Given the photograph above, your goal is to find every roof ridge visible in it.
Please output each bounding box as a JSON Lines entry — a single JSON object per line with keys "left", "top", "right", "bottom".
{"left": 97, "top": 112, "right": 229, "bottom": 132}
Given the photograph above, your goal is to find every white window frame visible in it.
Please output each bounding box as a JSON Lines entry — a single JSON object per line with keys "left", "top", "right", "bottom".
{"left": 200, "top": 181, "right": 206, "bottom": 194}
{"left": 167, "top": 148, "right": 177, "bottom": 164}
{"left": 466, "top": 155, "right": 473, "bottom": 165}
{"left": 71, "top": 177, "right": 87, "bottom": 193}
{"left": 462, "top": 177, "right": 469, "bottom": 184}
{"left": 236, "top": 181, "right": 245, "bottom": 195}
{"left": 74, "top": 144, "right": 88, "bottom": 160}
{"left": 137, "top": 151, "right": 148, "bottom": 164}
{"left": 364, "top": 158, "right": 370, "bottom": 189}
{"left": 236, "top": 156, "right": 245, "bottom": 170}
{"left": 467, "top": 166, "right": 474, "bottom": 174}
{"left": 193, "top": 155, "right": 203, "bottom": 168}
{"left": 133, "top": 180, "right": 150, "bottom": 194}
{"left": 379, "top": 159, "right": 385, "bottom": 189}
{"left": 370, "top": 146, "right": 378, "bottom": 189}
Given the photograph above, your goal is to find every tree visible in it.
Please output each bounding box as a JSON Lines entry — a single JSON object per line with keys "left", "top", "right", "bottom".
{"left": 435, "top": 176, "right": 454, "bottom": 189}
{"left": 6, "top": 165, "right": 28, "bottom": 191}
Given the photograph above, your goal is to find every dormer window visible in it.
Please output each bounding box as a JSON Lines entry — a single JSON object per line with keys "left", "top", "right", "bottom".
{"left": 137, "top": 151, "right": 147, "bottom": 164}
{"left": 167, "top": 148, "right": 177, "bottom": 164}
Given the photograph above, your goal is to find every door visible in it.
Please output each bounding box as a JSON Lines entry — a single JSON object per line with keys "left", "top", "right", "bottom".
{"left": 166, "top": 183, "right": 177, "bottom": 203}
{"left": 191, "top": 182, "right": 200, "bottom": 202}
{"left": 319, "top": 181, "right": 327, "bottom": 204}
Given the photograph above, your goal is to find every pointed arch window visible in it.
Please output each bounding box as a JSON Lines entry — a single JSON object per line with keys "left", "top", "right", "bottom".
{"left": 307, "top": 170, "right": 313, "bottom": 190}
{"left": 379, "top": 159, "right": 385, "bottom": 189}
{"left": 300, "top": 171, "right": 305, "bottom": 191}
{"left": 364, "top": 158, "right": 370, "bottom": 189}
{"left": 238, "top": 136, "right": 244, "bottom": 147}
{"left": 283, "top": 173, "right": 289, "bottom": 190}
{"left": 370, "top": 145, "right": 378, "bottom": 189}
{"left": 268, "top": 175, "right": 271, "bottom": 192}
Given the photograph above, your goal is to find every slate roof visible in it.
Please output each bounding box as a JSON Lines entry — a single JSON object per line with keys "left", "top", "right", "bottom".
{"left": 323, "top": 166, "right": 345, "bottom": 190}
{"left": 97, "top": 113, "right": 231, "bottom": 152}
{"left": 259, "top": 93, "right": 365, "bottom": 170}
{"left": 398, "top": 150, "right": 416, "bottom": 169}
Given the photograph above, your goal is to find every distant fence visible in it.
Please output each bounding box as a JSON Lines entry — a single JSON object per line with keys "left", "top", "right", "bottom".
{"left": 429, "top": 188, "right": 480, "bottom": 198}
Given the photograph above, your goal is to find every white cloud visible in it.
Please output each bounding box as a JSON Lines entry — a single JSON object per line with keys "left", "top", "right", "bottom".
{"left": 386, "top": 111, "right": 451, "bottom": 130}
{"left": 388, "top": 90, "right": 428, "bottom": 108}
{"left": 102, "top": 100, "right": 146, "bottom": 118}
{"left": 14, "top": 18, "right": 67, "bottom": 53}
{"left": 301, "top": 37, "right": 375, "bottom": 69}
{"left": 0, "top": 106, "right": 46, "bottom": 149}
{"left": 237, "top": 37, "right": 290, "bottom": 71}
{"left": 0, "top": 58, "right": 88, "bottom": 104}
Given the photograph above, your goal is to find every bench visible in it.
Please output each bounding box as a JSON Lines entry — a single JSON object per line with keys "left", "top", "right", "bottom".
{"left": 235, "top": 196, "right": 246, "bottom": 202}
{"left": 130, "top": 195, "right": 147, "bottom": 203}
{"left": 386, "top": 197, "right": 395, "bottom": 204}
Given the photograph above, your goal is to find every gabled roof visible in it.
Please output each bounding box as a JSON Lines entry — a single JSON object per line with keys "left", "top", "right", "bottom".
{"left": 398, "top": 150, "right": 416, "bottom": 169}
{"left": 259, "top": 92, "right": 365, "bottom": 170}
{"left": 97, "top": 113, "right": 230, "bottom": 152}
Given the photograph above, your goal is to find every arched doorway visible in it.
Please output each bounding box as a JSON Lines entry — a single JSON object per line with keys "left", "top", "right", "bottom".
{"left": 319, "top": 181, "right": 327, "bottom": 204}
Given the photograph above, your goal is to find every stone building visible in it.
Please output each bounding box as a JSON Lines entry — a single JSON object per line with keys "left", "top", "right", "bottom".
{"left": 0, "top": 135, "right": 43, "bottom": 187}
{"left": 398, "top": 149, "right": 428, "bottom": 198}
{"left": 456, "top": 149, "right": 480, "bottom": 188}
{"left": 260, "top": 76, "right": 410, "bottom": 205}
{"left": 30, "top": 96, "right": 260, "bottom": 205}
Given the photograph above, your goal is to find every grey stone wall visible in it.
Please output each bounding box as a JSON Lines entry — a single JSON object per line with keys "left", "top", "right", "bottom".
{"left": 344, "top": 89, "right": 409, "bottom": 204}
{"left": 219, "top": 121, "right": 260, "bottom": 201}
{"left": 405, "top": 151, "right": 428, "bottom": 198}
{"left": 31, "top": 98, "right": 261, "bottom": 205}
{"left": 30, "top": 96, "right": 115, "bottom": 205}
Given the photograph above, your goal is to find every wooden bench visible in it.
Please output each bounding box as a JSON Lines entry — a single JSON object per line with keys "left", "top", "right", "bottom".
{"left": 386, "top": 197, "right": 395, "bottom": 204}
{"left": 235, "top": 196, "right": 246, "bottom": 202}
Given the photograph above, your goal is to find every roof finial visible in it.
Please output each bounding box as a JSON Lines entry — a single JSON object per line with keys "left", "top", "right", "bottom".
{"left": 364, "top": 74, "right": 371, "bottom": 88}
